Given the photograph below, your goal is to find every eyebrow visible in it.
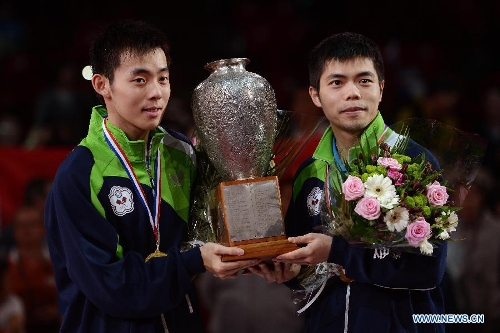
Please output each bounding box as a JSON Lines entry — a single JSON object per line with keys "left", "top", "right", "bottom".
{"left": 129, "top": 66, "right": 169, "bottom": 75}
{"left": 324, "top": 71, "right": 375, "bottom": 81}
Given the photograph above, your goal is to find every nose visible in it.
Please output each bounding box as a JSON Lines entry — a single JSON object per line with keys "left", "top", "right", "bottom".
{"left": 345, "top": 81, "right": 361, "bottom": 100}
{"left": 149, "top": 81, "right": 165, "bottom": 100}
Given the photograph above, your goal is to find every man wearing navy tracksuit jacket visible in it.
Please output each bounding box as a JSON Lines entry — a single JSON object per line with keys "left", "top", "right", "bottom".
{"left": 282, "top": 115, "right": 446, "bottom": 332}
{"left": 44, "top": 21, "right": 257, "bottom": 333}
{"left": 269, "top": 32, "right": 447, "bottom": 332}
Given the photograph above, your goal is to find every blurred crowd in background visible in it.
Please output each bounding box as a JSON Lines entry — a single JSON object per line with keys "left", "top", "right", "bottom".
{"left": 1, "top": 0, "right": 500, "bottom": 332}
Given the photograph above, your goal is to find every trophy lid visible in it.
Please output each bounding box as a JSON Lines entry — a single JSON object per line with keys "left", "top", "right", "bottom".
{"left": 204, "top": 58, "right": 250, "bottom": 72}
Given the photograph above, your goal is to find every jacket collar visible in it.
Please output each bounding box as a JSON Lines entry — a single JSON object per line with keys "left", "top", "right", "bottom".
{"left": 89, "top": 105, "right": 166, "bottom": 162}
{"left": 312, "top": 111, "right": 392, "bottom": 165}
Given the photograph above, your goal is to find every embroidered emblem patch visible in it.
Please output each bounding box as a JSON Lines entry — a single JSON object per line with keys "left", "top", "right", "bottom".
{"left": 307, "top": 187, "right": 323, "bottom": 216}
{"left": 108, "top": 186, "right": 134, "bottom": 216}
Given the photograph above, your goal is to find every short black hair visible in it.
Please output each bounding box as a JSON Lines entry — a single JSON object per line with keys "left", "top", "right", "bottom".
{"left": 308, "top": 32, "right": 384, "bottom": 90}
{"left": 89, "top": 20, "right": 171, "bottom": 84}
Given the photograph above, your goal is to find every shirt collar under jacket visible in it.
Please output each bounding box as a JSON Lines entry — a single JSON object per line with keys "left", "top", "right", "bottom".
{"left": 89, "top": 105, "right": 166, "bottom": 163}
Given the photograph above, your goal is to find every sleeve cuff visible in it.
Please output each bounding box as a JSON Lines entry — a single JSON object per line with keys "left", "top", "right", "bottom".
{"left": 180, "top": 247, "right": 206, "bottom": 276}
{"left": 327, "top": 235, "right": 351, "bottom": 267}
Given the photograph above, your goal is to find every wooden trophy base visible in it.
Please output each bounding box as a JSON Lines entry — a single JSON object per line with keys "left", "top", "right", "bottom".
{"left": 216, "top": 176, "right": 297, "bottom": 262}
{"left": 221, "top": 238, "right": 298, "bottom": 262}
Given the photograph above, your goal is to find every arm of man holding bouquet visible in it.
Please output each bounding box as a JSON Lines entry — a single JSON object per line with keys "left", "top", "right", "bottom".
{"left": 271, "top": 127, "right": 447, "bottom": 289}
{"left": 251, "top": 125, "right": 447, "bottom": 289}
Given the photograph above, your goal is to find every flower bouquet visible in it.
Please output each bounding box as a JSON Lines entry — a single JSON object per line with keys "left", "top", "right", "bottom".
{"left": 318, "top": 118, "right": 487, "bottom": 256}
{"left": 290, "top": 119, "right": 487, "bottom": 314}
{"left": 321, "top": 141, "right": 457, "bottom": 255}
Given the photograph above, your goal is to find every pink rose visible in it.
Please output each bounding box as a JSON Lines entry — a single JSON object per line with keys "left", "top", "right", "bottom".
{"left": 377, "top": 157, "right": 402, "bottom": 170}
{"left": 354, "top": 197, "right": 381, "bottom": 220}
{"left": 405, "top": 217, "right": 431, "bottom": 246}
{"left": 426, "top": 181, "right": 449, "bottom": 206}
{"left": 342, "top": 175, "right": 365, "bottom": 201}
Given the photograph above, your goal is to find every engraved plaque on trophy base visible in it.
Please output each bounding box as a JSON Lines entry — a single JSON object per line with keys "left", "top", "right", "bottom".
{"left": 216, "top": 176, "right": 298, "bottom": 262}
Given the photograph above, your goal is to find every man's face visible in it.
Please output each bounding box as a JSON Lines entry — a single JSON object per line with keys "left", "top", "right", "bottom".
{"left": 309, "top": 57, "right": 384, "bottom": 138}
{"left": 95, "top": 48, "right": 171, "bottom": 140}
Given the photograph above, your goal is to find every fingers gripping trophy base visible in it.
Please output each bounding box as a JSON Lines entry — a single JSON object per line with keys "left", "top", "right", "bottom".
{"left": 221, "top": 239, "right": 298, "bottom": 262}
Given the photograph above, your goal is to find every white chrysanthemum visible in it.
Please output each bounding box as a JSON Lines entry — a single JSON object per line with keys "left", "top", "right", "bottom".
{"left": 383, "top": 206, "right": 409, "bottom": 232}
{"left": 364, "top": 174, "right": 399, "bottom": 209}
{"left": 419, "top": 239, "right": 434, "bottom": 255}
{"left": 436, "top": 211, "right": 459, "bottom": 233}
{"left": 446, "top": 211, "right": 459, "bottom": 232}
{"left": 438, "top": 231, "right": 450, "bottom": 240}
{"left": 434, "top": 216, "right": 443, "bottom": 226}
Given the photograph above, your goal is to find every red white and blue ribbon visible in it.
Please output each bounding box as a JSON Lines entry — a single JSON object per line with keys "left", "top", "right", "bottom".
{"left": 102, "top": 118, "right": 162, "bottom": 245}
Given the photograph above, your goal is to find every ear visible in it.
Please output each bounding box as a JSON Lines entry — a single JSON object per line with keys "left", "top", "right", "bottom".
{"left": 309, "top": 86, "right": 322, "bottom": 108}
{"left": 91, "top": 74, "right": 110, "bottom": 99}
{"left": 379, "top": 80, "right": 385, "bottom": 102}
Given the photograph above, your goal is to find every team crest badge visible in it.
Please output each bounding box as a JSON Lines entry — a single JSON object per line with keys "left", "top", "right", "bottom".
{"left": 109, "top": 186, "right": 134, "bottom": 216}
{"left": 306, "top": 187, "right": 323, "bottom": 216}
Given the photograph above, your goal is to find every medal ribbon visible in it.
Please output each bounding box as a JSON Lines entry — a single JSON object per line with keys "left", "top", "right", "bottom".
{"left": 102, "top": 118, "right": 162, "bottom": 246}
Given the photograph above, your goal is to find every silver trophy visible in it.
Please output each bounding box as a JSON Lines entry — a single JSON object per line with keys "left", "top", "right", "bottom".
{"left": 192, "top": 58, "right": 297, "bottom": 261}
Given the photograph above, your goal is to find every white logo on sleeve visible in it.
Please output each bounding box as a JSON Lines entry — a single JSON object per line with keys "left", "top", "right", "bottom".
{"left": 307, "top": 187, "right": 323, "bottom": 216}
{"left": 373, "top": 247, "right": 390, "bottom": 259}
{"left": 109, "top": 186, "right": 134, "bottom": 216}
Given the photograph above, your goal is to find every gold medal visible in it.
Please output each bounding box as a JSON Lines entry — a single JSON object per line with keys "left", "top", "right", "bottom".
{"left": 104, "top": 120, "right": 167, "bottom": 264}
{"left": 145, "top": 249, "right": 168, "bottom": 262}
